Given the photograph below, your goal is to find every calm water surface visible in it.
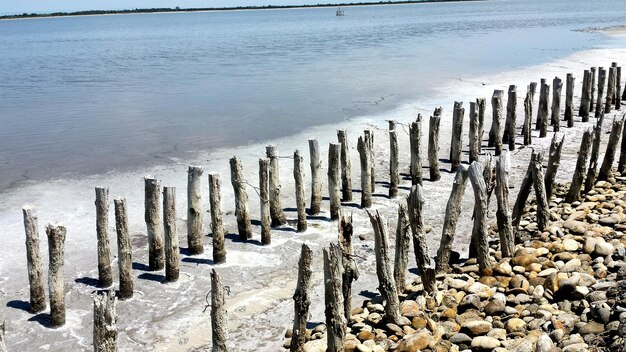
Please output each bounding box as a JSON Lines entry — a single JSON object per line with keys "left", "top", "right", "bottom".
{"left": 0, "top": 0, "right": 625, "bottom": 189}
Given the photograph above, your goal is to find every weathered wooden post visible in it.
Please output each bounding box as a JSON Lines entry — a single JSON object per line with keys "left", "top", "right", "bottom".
{"left": 293, "top": 150, "right": 307, "bottom": 232}
{"left": 477, "top": 98, "right": 486, "bottom": 153}
{"left": 590, "top": 67, "right": 597, "bottom": 111}
{"left": 468, "top": 162, "right": 492, "bottom": 272}
{"left": 259, "top": 158, "right": 271, "bottom": 245}
{"left": 389, "top": 127, "right": 399, "bottom": 197}
{"left": 328, "top": 143, "right": 341, "bottom": 219}
{"left": 407, "top": 184, "right": 436, "bottom": 293}
{"left": 545, "top": 133, "right": 565, "bottom": 200}
{"left": 585, "top": 116, "right": 605, "bottom": 193}
{"left": 291, "top": 244, "right": 312, "bottom": 352}
{"left": 619, "top": 121, "right": 626, "bottom": 173}
{"left": 393, "top": 204, "right": 410, "bottom": 293}
{"left": 357, "top": 135, "right": 372, "bottom": 208}
{"left": 338, "top": 214, "right": 358, "bottom": 320}
{"left": 566, "top": 130, "right": 595, "bottom": 203}
{"left": 210, "top": 269, "right": 228, "bottom": 352}
{"left": 495, "top": 151, "right": 515, "bottom": 257}
{"left": 529, "top": 81, "right": 538, "bottom": 100}
{"left": 93, "top": 290, "right": 117, "bottom": 352}
{"left": 410, "top": 114, "right": 423, "bottom": 185}
{"left": 114, "top": 198, "right": 133, "bottom": 300}
{"left": 337, "top": 130, "right": 353, "bottom": 202}
{"left": 598, "top": 117, "right": 625, "bottom": 181}
{"left": 365, "top": 130, "right": 375, "bottom": 192}
{"left": 435, "top": 165, "right": 468, "bottom": 274}
{"left": 579, "top": 70, "right": 592, "bottom": 122}
{"left": 145, "top": 177, "right": 164, "bottom": 270}
{"left": 616, "top": 67, "right": 622, "bottom": 110}
{"left": 595, "top": 67, "right": 607, "bottom": 118}
{"left": 0, "top": 321, "right": 5, "bottom": 352}
{"left": 163, "top": 187, "right": 180, "bottom": 282}
{"left": 308, "top": 138, "right": 322, "bottom": 215}
{"left": 368, "top": 211, "right": 404, "bottom": 322}
{"left": 266, "top": 145, "right": 287, "bottom": 226}
{"left": 489, "top": 90, "right": 504, "bottom": 155}
{"left": 428, "top": 108, "right": 441, "bottom": 181}
{"left": 46, "top": 222, "right": 66, "bottom": 328}
{"left": 523, "top": 89, "right": 533, "bottom": 145}
{"left": 565, "top": 73, "right": 575, "bottom": 126}
{"left": 323, "top": 244, "right": 345, "bottom": 352}
{"left": 187, "top": 166, "right": 204, "bottom": 255}
{"left": 94, "top": 187, "right": 113, "bottom": 288}
{"left": 229, "top": 157, "right": 252, "bottom": 240}
{"left": 537, "top": 79, "right": 550, "bottom": 137}
{"left": 503, "top": 85, "right": 517, "bottom": 150}
{"left": 606, "top": 66, "right": 616, "bottom": 114}
{"left": 469, "top": 102, "right": 480, "bottom": 163}
{"left": 450, "top": 102, "right": 465, "bottom": 169}
{"left": 551, "top": 76, "right": 563, "bottom": 131}
{"left": 532, "top": 160, "right": 550, "bottom": 231}
{"left": 512, "top": 150, "right": 543, "bottom": 231}
{"left": 22, "top": 206, "right": 46, "bottom": 313}
{"left": 208, "top": 174, "right": 226, "bottom": 264}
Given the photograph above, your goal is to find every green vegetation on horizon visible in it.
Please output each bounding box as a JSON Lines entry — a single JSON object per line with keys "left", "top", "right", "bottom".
{"left": 0, "top": 0, "right": 482, "bottom": 20}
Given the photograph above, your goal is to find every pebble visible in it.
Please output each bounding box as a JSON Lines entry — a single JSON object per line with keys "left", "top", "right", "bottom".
{"left": 471, "top": 336, "right": 501, "bottom": 350}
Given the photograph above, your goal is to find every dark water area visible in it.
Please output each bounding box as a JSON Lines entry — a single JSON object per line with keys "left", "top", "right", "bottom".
{"left": 0, "top": 0, "right": 624, "bottom": 190}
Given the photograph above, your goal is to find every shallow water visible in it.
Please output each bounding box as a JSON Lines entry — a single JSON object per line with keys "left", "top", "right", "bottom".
{"left": 0, "top": 0, "right": 625, "bottom": 190}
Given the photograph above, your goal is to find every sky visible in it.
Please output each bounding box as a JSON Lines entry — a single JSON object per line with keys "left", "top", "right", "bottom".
{"left": 0, "top": 0, "right": 330, "bottom": 15}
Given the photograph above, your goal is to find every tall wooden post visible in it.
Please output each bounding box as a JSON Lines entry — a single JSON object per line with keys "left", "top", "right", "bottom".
{"left": 95, "top": 187, "right": 113, "bottom": 287}
{"left": 566, "top": 130, "right": 595, "bottom": 203}
{"left": 469, "top": 102, "right": 480, "bottom": 163}
{"left": 428, "top": 108, "right": 441, "bottom": 181}
{"left": 93, "top": 290, "right": 117, "bottom": 352}
{"left": 357, "top": 135, "right": 372, "bottom": 208}
{"left": 266, "top": 145, "right": 287, "bottom": 227}
{"left": 163, "top": 187, "right": 180, "bottom": 282}
{"left": 579, "top": 70, "right": 591, "bottom": 122}
{"left": 565, "top": 73, "right": 575, "bottom": 126}
{"left": 208, "top": 174, "right": 226, "bottom": 264}
{"left": 259, "top": 158, "right": 271, "bottom": 245}
{"left": 328, "top": 143, "right": 341, "bottom": 219}
{"left": 338, "top": 214, "right": 358, "bottom": 321}
{"left": 410, "top": 114, "right": 423, "bottom": 185}
{"left": 187, "top": 166, "right": 204, "bottom": 255}
{"left": 595, "top": 67, "right": 607, "bottom": 118}
{"left": 450, "top": 102, "right": 465, "bottom": 169}
{"left": 512, "top": 151, "right": 543, "bottom": 231}
{"left": 523, "top": 89, "right": 533, "bottom": 145}
{"left": 506, "top": 85, "right": 517, "bottom": 150}
{"left": 468, "top": 162, "right": 491, "bottom": 272}
{"left": 365, "top": 130, "right": 375, "bottom": 192}
{"left": 605, "top": 66, "right": 616, "bottom": 114}
{"left": 291, "top": 244, "right": 312, "bottom": 352}
{"left": 490, "top": 90, "right": 504, "bottom": 155}
{"left": 46, "top": 222, "right": 66, "bottom": 328}
{"left": 293, "top": 150, "right": 307, "bottom": 232}
{"left": 532, "top": 160, "right": 550, "bottom": 231}
{"left": 114, "top": 198, "right": 133, "bottom": 300}
{"left": 544, "top": 133, "right": 565, "bottom": 200}
{"left": 323, "top": 244, "right": 345, "bottom": 352}
{"left": 229, "top": 157, "right": 252, "bottom": 240}
{"left": 337, "top": 130, "right": 353, "bottom": 202}
{"left": 389, "top": 128, "right": 399, "bottom": 197}
{"left": 495, "top": 151, "right": 515, "bottom": 258}
{"left": 598, "top": 117, "right": 625, "bottom": 181}
{"left": 616, "top": 67, "right": 622, "bottom": 110}
{"left": 551, "top": 76, "right": 563, "bottom": 131}
{"left": 308, "top": 138, "right": 322, "bottom": 215}
{"left": 537, "top": 79, "right": 550, "bottom": 137}
{"left": 435, "top": 165, "right": 468, "bottom": 274}
{"left": 145, "top": 177, "right": 164, "bottom": 271}
{"left": 590, "top": 67, "right": 597, "bottom": 111}
{"left": 211, "top": 269, "right": 228, "bottom": 352}
{"left": 407, "top": 184, "right": 436, "bottom": 293}
{"left": 477, "top": 98, "right": 486, "bottom": 153}
{"left": 585, "top": 116, "right": 604, "bottom": 193}
{"left": 22, "top": 206, "right": 45, "bottom": 313}
{"left": 393, "top": 204, "right": 410, "bottom": 293}
{"left": 619, "top": 121, "right": 626, "bottom": 173}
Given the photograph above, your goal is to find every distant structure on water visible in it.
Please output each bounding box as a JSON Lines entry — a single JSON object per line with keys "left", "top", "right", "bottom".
{"left": 336, "top": 7, "right": 345, "bottom": 16}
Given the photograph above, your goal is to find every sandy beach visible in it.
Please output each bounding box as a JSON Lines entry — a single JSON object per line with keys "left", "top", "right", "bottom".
{"left": 0, "top": 45, "right": 625, "bottom": 351}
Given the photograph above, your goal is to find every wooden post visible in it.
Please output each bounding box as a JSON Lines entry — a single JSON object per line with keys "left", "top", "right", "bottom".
{"left": 365, "top": 130, "right": 375, "bottom": 192}
{"left": 428, "top": 108, "right": 441, "bottom": 181}
{"left": 0, "top": 321, "right": 5, "bottom": 352}
{"left": 523, "top": 89, "right": 533, "bottom": 145}
{"left": 114, "top": 198, "right": 133, "bottom": 300}
{"left": 468, "top": 162, "right": 492, "bottom": 272}
{"left": 490, "top": 90, "right": 504, "bottom": 155}
{"left": 579, "top": 70, "right": 592, "bottom": 122}
{"left": 469, "top": 102, "right": 480, "bottom": 163}
{"left": 590, "top": 67, "right": 597, "bottom": 111}
{"left": 598, "top": 117, "right": 625, "bottom": 181}
{"left": 435, "top": 165, "right": 468, "bottom": 274}
{"left": 94, "top": 188, "right": 113, "bottom": 288}
{"left": 483, "top": 153, "right": 496, "bottom": 209}
{"left": 163, "top": 187, "right": 180, "bottom": 282}
{"left": 22, "top": 206, "right": 46, "bottom": 313}
{"left": 308, "top": 138, "right": 322, "bottom": 215}
{"left": 565, "top": 73, "right": 575, "bottom": 127}
{"left": 357, "top": 135, "right": 372, "bottom": 208}
{"left": 616, "top": 67, "right": 622, "bottom": 110}
{"left": 565, "top": 130, "right": 595, "bottom": 203}
{"left": 46, "top": 222, "right": 66, "bottom": 328}
{"left": 93, "top": 290, "right": 117, "bottom": 352}
{"left": 145, "top": 177, "right": 164, "bottom": 271}
{"left": 266, "top": 145, "right": 287, "bottom": 227}
{"left": 293, "top": 150, "right": 307, "bottom": 232}
{"left": 585, "top": 116, "right": 605, "bottom": 193}
{"left": 532, "top": 160, "right": 550, "bottom": 231}
{"left": 389, "top": 128, "right": 399, "bottom": 197}
{"left": 538, "top": 80, "right": 550, "bottom": 137}
{"left": 211, "top": 269, "right": 228, "bottom": 352}
{"left": 450, "top": 101, "right": 465, "bottom": 169}
{"left": 338, "top": 214, "right": 358, "bottom": 321}
{"left": 477, "top": 98, "right": 486, "bottom": 152}
{"left": 606, "top": 66, "right": 616, "bottom": 114}
{"left": 502, "top": 85, "right": 517, "bottom": 150}
{"left": 393, "top": 204, "right": 410, "bottom": 293}
{"left": 328, "top": 143, "right": 341, "bottom": 219}
{"left": 495, "top": 151, "right": 515, "bottom": 258}
{"left": 291, "top": 244, "right": 312, "bottom": 352}
{"left": 368, "top": 211, "right": 403, "bottom": 323}
{"left": 545, "top": 133, "right": 565, "bottom": 200}
{"left": 551, "top": 76, "right": 563, "bottom": 131}
{"left": 512, "top": 150, "right": 543, "bottom": 231}
{"left": 259, "top": 158, "right": 271, "bottom": 245}
{"left": 529, "top": 81, "right": 538, "bottom": 100}
{"left": 619, "top": 120, "right": 626, "bottom": 173}
{"left": 410, "top": 114, "right": 423, "bottom": 185}
{"left": 208, "top": 174, "right": 226, "bottom": 264}
{"left": 323, "top": 244, "right": 345, "bottom": 352}
{"left": 187, "top": 166, "right": 204, "bottom": 255}
{"left": 407, "top": 184, "right": 436, "bottom": 293}
{"left": 337, "top": 130, "right": 353, "bottom": 202}
{"left": 595, "top": 67, "right": 607, "bottom": 118}
{"left": 229, "top": 157, "right": 252, "bottom": 240}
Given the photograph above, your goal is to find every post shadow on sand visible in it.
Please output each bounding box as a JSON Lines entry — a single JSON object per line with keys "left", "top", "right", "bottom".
{"left": 224, "top": 233, "right": 263, "bottom": 246}
{"left": 181, "top": 257, "right": 214, "bottom": 266}
{"left": 6, "top": 299, "right": 30, "bottom": 312}
{"left": 28, "top": 313, "right": 52, "bottom": 328}
{"left": 132, "top": 262, "right": 151, "bottom": 271}
{"left": 138, "top": 272, "right": 165, "bottom": 283}
{"left": 74, "top": 276, "right": 100, "bottom": 287}
{"left": 358, "top": 290, "right": 379, "bottom": 299}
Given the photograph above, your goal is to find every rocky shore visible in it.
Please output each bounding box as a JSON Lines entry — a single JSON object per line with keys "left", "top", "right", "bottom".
{"left": 283, "top": 171, "right": 626, "bottom": 352}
